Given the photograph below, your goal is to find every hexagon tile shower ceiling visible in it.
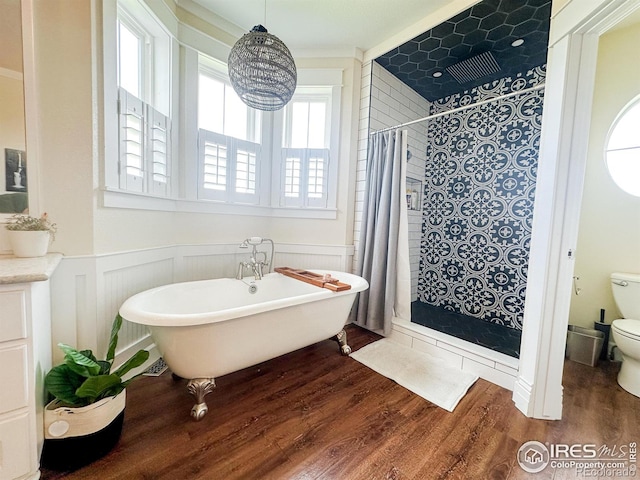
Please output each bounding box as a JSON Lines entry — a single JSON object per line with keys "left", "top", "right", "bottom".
{"left": 375, "top": 0, "right": 551, "bottom": 101}
{"left": 228, "top": 25, "right": 297, "bottom": 111}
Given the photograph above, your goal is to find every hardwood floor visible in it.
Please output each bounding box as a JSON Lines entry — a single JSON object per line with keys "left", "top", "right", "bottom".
{"left": 41, "top": 325, "right": 640, "bottom": 480}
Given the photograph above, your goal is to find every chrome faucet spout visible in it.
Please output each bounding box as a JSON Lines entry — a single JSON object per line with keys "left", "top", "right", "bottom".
{"left": 236, "top": 262, "right": 247, "bottom": 280}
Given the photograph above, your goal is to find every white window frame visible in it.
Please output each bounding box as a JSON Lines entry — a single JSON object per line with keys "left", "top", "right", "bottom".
{"left": 273, "top": 84, "right": 341, "bottom": 211}
{"left": 103, "top": 0, "right": 176, "bottom": 201}
{"left": 102, "top": 2, "right": 342, "bottom": 219}
{"left": 604, "top": 95, "right": 640, "bottom": 197}
{"left": 197, "top": 58, "right": 261, "bottom": 144}
{"left": 116, "top": 11, "right": 147, "bottom": 99}
{"left": 282, "top": 93, "right": 331, "bottom": 149}
{"left": 196, "top": 58, "right": 263, "bottom": 205}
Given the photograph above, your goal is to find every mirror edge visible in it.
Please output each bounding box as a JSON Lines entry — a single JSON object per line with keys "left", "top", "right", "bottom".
{"left": 21, "top": 0, "right": 40, "bottom": 216}
{"left": 1, "top": 0, "right": 39, "bottom": 225}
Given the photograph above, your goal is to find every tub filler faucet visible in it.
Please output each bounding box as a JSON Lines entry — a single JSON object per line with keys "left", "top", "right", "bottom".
{"left": 236, "top": 237, "right": 274, "bottom": 280}
{"left": 236, "top": 258, "right": 266, "bottom": 280}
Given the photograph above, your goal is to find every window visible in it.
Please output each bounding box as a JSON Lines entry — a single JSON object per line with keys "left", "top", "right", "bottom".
{"left": 280, "top": 90, "right": 332, "bottom": 208}
{"left": 117, "top": 20, "right": 141, "bottom": 96}
{"left": 197, "top": 60, "right": 261, "bottom": 204}
{"left": 606, "top": 97, "right": 640, "bottom": 197}
{"left": 116, "top": 5, "right": 171, "bottom": 196}
{"left": 104, "top": 3, "right": 342, "bottom": 218}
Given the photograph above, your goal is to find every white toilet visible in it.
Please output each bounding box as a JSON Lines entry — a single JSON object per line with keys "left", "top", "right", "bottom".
{"left": 611, "top": 272, "right": 640, "bottom": 397}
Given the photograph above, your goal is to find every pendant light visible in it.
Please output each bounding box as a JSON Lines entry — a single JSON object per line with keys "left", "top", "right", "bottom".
{"left": 227, "top": 2, "right": 297, "bottom": 111}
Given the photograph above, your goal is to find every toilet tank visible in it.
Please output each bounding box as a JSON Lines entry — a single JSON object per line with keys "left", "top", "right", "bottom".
{"left": 611, "top": 272, "right": 640, "bottom": 319}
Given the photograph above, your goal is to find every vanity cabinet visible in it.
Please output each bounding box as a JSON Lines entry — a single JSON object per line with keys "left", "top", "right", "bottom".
{"left": 0, "top": 254, "right": 60, "bottom": 480}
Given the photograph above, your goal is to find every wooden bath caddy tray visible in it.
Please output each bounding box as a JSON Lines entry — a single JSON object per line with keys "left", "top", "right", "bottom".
{"left": 274, "top": 267, "right": 351, "bottom": 292}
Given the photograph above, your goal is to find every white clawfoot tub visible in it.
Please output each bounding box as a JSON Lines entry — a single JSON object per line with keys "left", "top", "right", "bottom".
{"left": 119, "top": 269, "right": 368, "bottom": 420}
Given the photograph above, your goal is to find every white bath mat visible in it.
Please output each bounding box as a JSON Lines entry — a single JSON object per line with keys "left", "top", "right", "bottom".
{"left": 350, "top": 339, "right": 478, "bottom": 412}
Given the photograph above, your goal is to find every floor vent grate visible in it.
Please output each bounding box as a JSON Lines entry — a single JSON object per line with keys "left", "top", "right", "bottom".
{"left": 143, "top": 357, "right": 168, "bottom": 376}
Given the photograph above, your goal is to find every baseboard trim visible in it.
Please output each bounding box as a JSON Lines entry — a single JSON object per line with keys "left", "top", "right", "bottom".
{"left": 512, "top": 376, "right": 534, "bottom": 417}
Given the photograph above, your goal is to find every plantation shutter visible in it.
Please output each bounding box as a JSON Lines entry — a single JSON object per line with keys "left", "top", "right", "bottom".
{"left": 198, "top": 131, "right": 261, "bottom": 204}
{"left": 147, "top": 106, "right": 170, "bottom": 196}
{"left": 199, "top": 130, "right": 228, "bottom": 201}
{"left": 281, "top": 148, "right": 329, "bottom": 207}
{"left": 231, "top": 138, "right": 260, "bottom": 204}
{"left": 118, "top": 88, "right": 145, "bottom": 192}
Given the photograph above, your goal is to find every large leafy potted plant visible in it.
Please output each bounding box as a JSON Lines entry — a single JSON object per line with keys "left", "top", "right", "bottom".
{"left": 41, "top": 314, "right": 149, "bottom": 471}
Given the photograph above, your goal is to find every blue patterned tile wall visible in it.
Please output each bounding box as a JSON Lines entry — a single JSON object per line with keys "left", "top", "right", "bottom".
{"left": 417, "top": 66, "right": 545, "bottom": 330}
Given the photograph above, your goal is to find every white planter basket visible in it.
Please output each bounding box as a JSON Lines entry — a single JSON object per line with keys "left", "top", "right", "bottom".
{"left": 44, "top": 390, "right": 126, "bottom": 440}
{"left": 7, "top": 230, "right": 50, "bottom": 257}
{"left": 41, "top": 390, "right": 126, "bottom": 470}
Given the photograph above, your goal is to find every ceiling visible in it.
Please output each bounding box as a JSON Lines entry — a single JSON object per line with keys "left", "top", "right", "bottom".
{"left": 186, "top": 0, "right": 458, "bottom": 53}
{"left": 376, "top": 0, "right": 552, "bottom": 101}
{"left": 187, "top": 0, "right": 552, "bottom": 102}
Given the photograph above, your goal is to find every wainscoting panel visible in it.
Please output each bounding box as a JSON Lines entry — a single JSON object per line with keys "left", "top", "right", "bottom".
{"left": 51, "top": 248, "right": 177, "bottom": 363}
{"left": 179, "top": 244, "right": 243, "bottom": 282}
{"left": 101, "top": 257, "right": 175, "bottom": 356}
{"left": 273, "top": 244, "right": 354, "bottom": 271}
{"left": 51, "top": 257, "right": 99, "bottom": 357}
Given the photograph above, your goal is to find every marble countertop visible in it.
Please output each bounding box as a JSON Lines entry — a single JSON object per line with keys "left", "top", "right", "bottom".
{"left": 0, "top": 253, "right": 63, "bottom": 284}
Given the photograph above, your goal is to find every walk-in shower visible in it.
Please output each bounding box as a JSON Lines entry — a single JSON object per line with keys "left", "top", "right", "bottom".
{"left": 369, "top": 0, "right": 552, "bottom": 358}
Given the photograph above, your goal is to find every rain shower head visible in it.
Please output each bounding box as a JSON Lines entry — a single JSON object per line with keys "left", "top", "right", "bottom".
{"left": 446, "top": 51, "right": 501, "bottom": 85}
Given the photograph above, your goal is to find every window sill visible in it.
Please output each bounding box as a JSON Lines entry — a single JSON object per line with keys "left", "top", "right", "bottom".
{"left": 101, "top": 188, "right": 338, "bottom": 219}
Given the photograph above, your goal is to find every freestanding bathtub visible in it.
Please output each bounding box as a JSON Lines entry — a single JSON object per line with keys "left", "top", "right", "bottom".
{"left": 119, "top": 269, "right": 368, "bottom": 420}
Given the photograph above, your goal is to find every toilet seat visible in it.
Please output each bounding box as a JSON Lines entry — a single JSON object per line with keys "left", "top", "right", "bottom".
{"left": 612, "top": 319, "right": 640, "bottom": 341}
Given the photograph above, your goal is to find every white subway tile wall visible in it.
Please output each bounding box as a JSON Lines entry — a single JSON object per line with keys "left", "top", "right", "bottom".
{"left": 354, "top": 61, "right": 431, "bottom": 301}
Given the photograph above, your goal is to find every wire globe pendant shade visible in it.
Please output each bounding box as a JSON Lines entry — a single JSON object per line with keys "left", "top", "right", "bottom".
{"left": 228, "top": 25, "right": 297, "bottom": 111}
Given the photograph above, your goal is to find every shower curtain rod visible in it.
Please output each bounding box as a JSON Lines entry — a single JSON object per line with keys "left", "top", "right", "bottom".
{"left": 370, "top": 83, "right": 545, "bottom": 135}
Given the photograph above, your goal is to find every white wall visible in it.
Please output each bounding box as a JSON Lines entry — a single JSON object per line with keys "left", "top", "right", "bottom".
{"left": 32, "top": 0, "right": 95, "bottom": 254}
{"left": 568, "top": 21, "right": 640, "bottom": 328}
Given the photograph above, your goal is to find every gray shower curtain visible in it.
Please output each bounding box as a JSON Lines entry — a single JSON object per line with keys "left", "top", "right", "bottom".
{"left": 355, "top": 129, "right": 405, "bottom": 335}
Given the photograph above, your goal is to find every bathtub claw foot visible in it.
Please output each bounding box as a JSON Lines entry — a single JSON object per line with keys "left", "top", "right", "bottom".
{"left": 187, "top": 378, "right": 216, "bottom": 421}
{"left": 334, "top": 329, "right": 351, "bottom": 356}
{"left": 191, "top": 402, "right": 208, "bottom": 421}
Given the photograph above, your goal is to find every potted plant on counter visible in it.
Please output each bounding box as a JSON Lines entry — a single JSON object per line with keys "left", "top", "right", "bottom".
{"left": 41, "top": 314, "right": 149, "bottom": 471}
{"left": 4, "top": 212, "right": 57, "bottom": 257}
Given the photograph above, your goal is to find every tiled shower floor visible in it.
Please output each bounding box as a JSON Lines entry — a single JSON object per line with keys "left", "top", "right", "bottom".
{"left": 411, "top": 301, "right": 521, "bottom": 358}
